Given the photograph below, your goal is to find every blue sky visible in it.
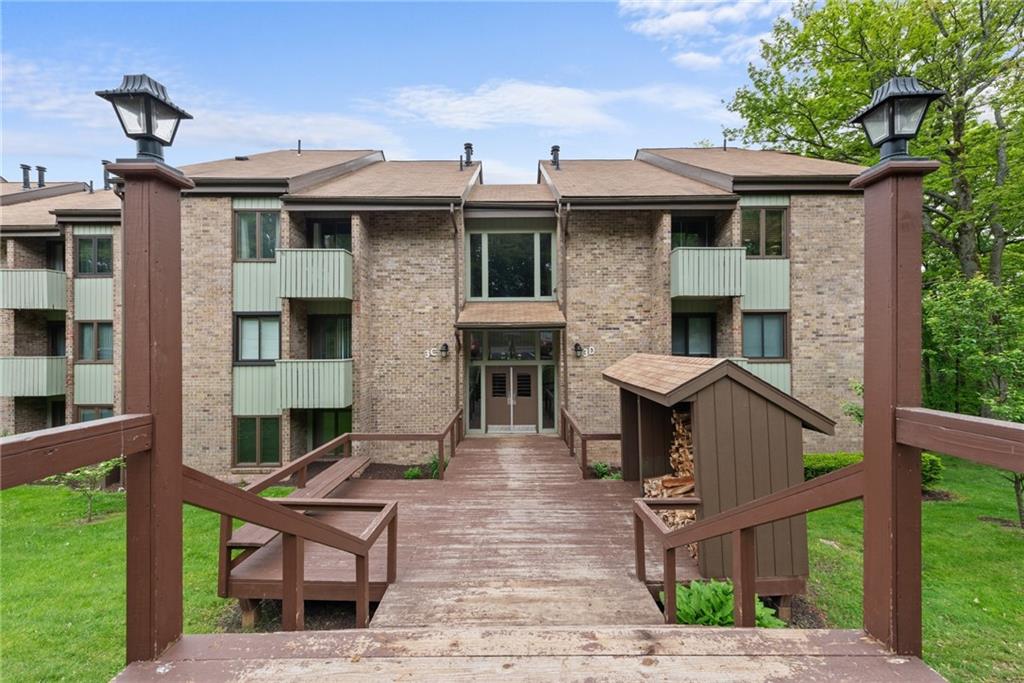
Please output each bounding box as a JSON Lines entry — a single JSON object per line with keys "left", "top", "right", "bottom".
{"left": 1, "top": 1, "right": 790, "bottom": 185}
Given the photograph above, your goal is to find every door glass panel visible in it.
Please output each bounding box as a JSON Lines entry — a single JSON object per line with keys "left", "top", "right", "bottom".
{"left": 469, "top": 234, "right": 483, "bottom": 298}
{"left": 539, "top": 233, "right": 552, "bottom": 296}
{"left": 487, "top": 233, "right": 534, "bottom": 297}
{"left": 687, "top": 317, "right": 712, "bottom": 356}
{"left": 259, "top": 418, "right": 280, "bottom": 465}
{"left": 492, "top": 372, "right": 507, "bottom": 397}
{"left": 48, "top": 323, "right": 66, "bottom": 356}
{"left": 488, "top": 331, "right": 536, "bottom": 360}
{"left": 468, "top": 331, "right": 483, "bottom": 361}
{"left": 468, "top": 366, "right": 482, "bottom": 429}
{"left": 542, "top": 365, "right": 555, "bottom": 430}
{"left": 673, "top": 216, "right": 713, "bottom": 248}
{"left": 236, "top": 418, "right": 257, "bottom": 464}
{"left": 516, "top": 372, "right": 532, "bottom": 397}
{"left": 741, "top": 209, "right": 760, "bottom": 256}
{"left": 765, "top": 210, "right": 784, "bottom": 256}
{"left": 672, "top": 315, "right": 686, "bottom": 355}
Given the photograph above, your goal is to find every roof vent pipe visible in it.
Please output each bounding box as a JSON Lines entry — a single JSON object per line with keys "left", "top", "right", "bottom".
{"left": 551, "top": 145, "right": 560, "bottom": 170}
{"left": 35, "top": 166, "right": 46, "bottom": 188}
{"left": 20, "top": 164, "right": 31, "bottom": 189}
{"left": 297, "top": 139, "right": 302, "bottom": 155}
{"left": 102, "top": 160, "right": 111, "bottom": 191}
{"left": 89, "top": 180, "right": 94, "bottom": 193}
{"left": 464, "top": 142, "right": 473, "bottom": 164}
{"left": 459, "top": 155, "right": 464, "bottom": 171}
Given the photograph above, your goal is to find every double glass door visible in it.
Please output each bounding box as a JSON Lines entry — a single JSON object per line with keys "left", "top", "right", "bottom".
{"left": 486, "top": 366, "right": 538, "bottom": 432}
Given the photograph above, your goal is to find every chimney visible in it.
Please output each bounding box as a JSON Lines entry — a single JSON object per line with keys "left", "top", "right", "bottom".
{"left": 102, "top": 160, "right": 112, "bottom": 191}
{"left": 464, "top": 142, "right": 474, "bottom": 164}
{"left": 35, "top": 166, "right": 46, "bottom": 188}
{"left": 20, "top": 164, "right": 31, "bottom": 189}
{"left": 551, "top": 145, "right": 560, "bottom": 170}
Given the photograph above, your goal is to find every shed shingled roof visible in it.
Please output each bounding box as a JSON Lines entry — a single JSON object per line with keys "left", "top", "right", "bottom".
{"left": 602, "top": 353, "right": 835, "bottom": 434}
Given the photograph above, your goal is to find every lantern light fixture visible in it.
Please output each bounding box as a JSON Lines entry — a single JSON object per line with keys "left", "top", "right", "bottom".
{"left": 574, "top": 342, "right": 583, "bottom": 359}
{"left": 849, "top": 76, "right": 944, "bottom": 161}
{"left": 96, "top": 74, "right": 192, "bottom": 161}
{"left": 439, "top": 342, "right": 449, "bottom": 359}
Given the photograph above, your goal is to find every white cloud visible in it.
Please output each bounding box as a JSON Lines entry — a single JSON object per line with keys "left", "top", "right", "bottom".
{"left": 671, "top": 51, "right": 723, "bottom": 70}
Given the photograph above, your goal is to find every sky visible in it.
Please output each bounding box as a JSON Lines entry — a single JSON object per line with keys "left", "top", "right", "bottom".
{"left": 1, "top": 1, "right": 792, "bottom": 185}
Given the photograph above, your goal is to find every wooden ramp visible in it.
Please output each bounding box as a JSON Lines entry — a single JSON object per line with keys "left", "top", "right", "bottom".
{"left": 118, "top": 626, "right": 943, "bottom": 681}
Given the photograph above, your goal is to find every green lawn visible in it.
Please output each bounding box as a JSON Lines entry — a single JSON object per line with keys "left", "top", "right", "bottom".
{"left": 807, "top": 456, "right": 1024, "bottom": 682}
{"left": 0, "top": 484, "right": 290, "bottom": 682}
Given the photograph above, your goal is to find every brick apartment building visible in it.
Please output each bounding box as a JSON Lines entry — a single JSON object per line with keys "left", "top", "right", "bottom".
{"left": 1, "top": 146, "right": 865, "bottom": 477}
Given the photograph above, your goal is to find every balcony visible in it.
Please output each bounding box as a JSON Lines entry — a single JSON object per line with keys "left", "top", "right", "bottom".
{"left": 0, "top": 269, "right": 67, "bottom": 310}
{"left": 277, "top": 249, "right": 352, "bottom": 300}
{"left": 0, "top": 356, "right": 66, "bottom": 397}
{"left": 670, "top": 248, "right": 745, "bottom": 298}
{"left": 277, "top": 359, "right": 352, "bottom": 409}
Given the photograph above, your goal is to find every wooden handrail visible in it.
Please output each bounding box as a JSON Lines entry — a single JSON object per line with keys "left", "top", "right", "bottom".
{"left": 560, "top": 407, "right": 620, "bottom": 478}
{"left": 895, "top": 407, "right": 1024, "bottom": 472}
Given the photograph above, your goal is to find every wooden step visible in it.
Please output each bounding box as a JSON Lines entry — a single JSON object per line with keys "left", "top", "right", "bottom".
{"left": 116, "top": 626, "right": 943, "bottom": 682}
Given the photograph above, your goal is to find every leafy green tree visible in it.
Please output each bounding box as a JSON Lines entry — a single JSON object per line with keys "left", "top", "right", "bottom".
{"left": 45, "top": 459, "right": 122, "bottom": 523}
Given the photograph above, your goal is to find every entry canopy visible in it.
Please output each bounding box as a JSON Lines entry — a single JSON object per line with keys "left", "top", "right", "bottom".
{"left": 602, "top": 353, "right": 835, "bottom": 434}
{"left": 456, "top": 301, "right": 566, "bottom": 329}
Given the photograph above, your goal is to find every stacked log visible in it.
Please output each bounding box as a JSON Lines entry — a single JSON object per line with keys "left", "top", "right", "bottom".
{"left": 644, "top": 408, "right": 699, "bottom": 558}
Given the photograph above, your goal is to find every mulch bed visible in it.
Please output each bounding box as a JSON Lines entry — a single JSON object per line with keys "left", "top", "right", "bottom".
{"left": 978, "top": 515, "right": 1022, "bottom": 530}
{"left": 923, "top": 489, "right": 956, "bottom": 501}
{"left": 220, "top": 599, "right": 375, "bottom": 632}
{"left": 357, "top": 462, "right": 435, "bottom": 480}
{"left": 785, "top": 595, "right": 829, "bottom": 629}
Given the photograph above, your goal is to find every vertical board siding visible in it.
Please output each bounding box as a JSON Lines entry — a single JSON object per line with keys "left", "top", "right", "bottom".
{"left": 0, "top": 356, "right": 66, "bottom": 396}
{"left": 731, "top": 359, "right": 792, "bottom": 394}
{"left": 233, "top": 262, "right": 280, "bottom": 312}
{"left": 670, "top": 247, "right": 745, "bottom": 297}
{"left": 232, "top": 197, "right": 283, "bottom": 210}
{"left": 74, "top": 278, "right": 113, "bottom": 320}
{"left": 71, "top": 225, "right": 116, "bottom": 236}
{"left": 619, "top": 391, "right": 640, "bottom": 481}
{"left": 742, "top": 259, "right": 790, "bottom": 310}
{"left": 0, "top": 270, "right": 67, "bottom": 310}
{"left": 73, "top": 363, "right": 113, "bottom": 404}
{"left": 233, "top": 365, "right": 279, "bottom": 415}
{"left": 738, "top": 195, "right": 790, "bottom": 207}
{"left": 277, "top": 249, "right": 353, "bottom": 299}
{"left": 277, "top": 359, "right": 353, "bottom": 409}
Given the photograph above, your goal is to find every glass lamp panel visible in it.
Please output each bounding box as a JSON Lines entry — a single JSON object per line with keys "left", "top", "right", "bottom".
{"left": 149, "top": 99, "right": 181, "bottom": 144}
{"left": 894, "top": 97, "right": 928, "bottom": 136}
{"left": 861, "top": 104, "right": 890, "bottom": 145}
{"left": 113, "top": 96, "right": 147, "bottom": 136}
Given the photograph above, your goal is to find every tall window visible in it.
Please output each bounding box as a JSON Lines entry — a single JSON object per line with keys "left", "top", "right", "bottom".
{"left": 235, "top": 315, "right": 280, "bottom": 363}
{"left": 741, "top": 208, "right": 786, "bottom": 257}
{"left": 672, "top": 314, "right": 715, "bottom": 357}
{"left": 672, "top": 216, "right": 714, "bottom": 248}
{"left": 235, "top": 211, "right": 279, "bottom": 261}
{"left": 742, "top": 313, "right": 787, "bottom": 359}
{"left": 234, "top": 416, "right": 280, "bottom": 466}
{"left": 76, "top": 236, "right": 113, "bottom": 276}
{"left": 78, "top": 322, "right": 113, "bottom": 362}
{"left": 468, "top": 231, "right": 555, "bottom": 299}
{"left": 306, "top": 219, "right": 352, "bottom": 250}
{"left": 309, "top": 315, "right": 352, "bottom": 359}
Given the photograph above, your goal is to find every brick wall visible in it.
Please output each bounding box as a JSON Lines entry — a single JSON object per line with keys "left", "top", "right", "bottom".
{"left": 180, "top": 196, "right": 235, "bottom": 476}
{"left": 789, "top": 193, "right": 864, "bottom": 452}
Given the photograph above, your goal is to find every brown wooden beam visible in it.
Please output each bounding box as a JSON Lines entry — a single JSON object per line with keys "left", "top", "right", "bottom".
{"left": 731, "top": 528, "right": 756, "bottom": 627}
{"left": 895, "top": 407, "right": 1024, "bottom": 472}
{"left": 281, "top": 534, "right": 304, "bottom": 631}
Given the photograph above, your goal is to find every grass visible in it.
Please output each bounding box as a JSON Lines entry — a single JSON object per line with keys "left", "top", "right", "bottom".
{"left": 0, "top": 484, "right": 291, "bottom": 682}
{"left": 806, "top": 455, "right": 1024, "bottom": 682}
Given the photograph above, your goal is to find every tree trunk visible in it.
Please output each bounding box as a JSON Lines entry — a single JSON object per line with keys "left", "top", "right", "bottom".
{"left": 1014, "top": 474, "right": 1024, "bottom": 530}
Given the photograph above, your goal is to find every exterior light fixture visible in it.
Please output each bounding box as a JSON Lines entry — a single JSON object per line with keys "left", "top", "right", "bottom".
{"left": 849, "top": 76, "right": 944, "bottom": 161}
{"left": 574, "top": 342, "right": 583, "bottom": 359}
{"left": 96, "top": 74, "right": 193, "bottom": 161}
{"left": 439, "top": 342, "right": 449, "bottom": 358}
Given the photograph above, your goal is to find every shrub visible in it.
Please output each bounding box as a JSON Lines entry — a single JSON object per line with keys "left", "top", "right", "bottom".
{"left": 804, "top": 451, "right": 944, "bottom": 490}
{"left": 403, "top": 467, "right": 422, "bottom": 480}
{"left": 44, "top": 457, "right": 123, "bottom": 522}
{"left": 591, "top": 462, "right": 623, "bottom": 480}
{"left": 920, "top": 452, "right": 944, "bottom": 491}
{"left": 660, "top": 579, "right": 785, "bottom": 628}
{"left": 427, "top": 456, "right": 440, "bottom": 479}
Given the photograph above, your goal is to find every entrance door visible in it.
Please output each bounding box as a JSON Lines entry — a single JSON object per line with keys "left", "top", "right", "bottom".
{"left": 485, "top": 366, "right": 539, "bottom": 433}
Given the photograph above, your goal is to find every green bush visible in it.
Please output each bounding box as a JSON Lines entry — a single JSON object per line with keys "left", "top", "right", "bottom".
{"left": 591, "top": 462, "right": 623, "bottom": 480}
{"left": 427, "top": 456, "right": 440, "bottom": 480}
{"left": 660, "top": 579, "right": 785, "bottom": 628}
{"left": 403, "top": 467, "right": 422, "bottom": 480}
{"left": 804, "top": 451, "right": 944, "bottom": 490}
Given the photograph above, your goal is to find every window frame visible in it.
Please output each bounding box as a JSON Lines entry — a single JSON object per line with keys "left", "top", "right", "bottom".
{"left": 233, "top": 210, "right": 280, "bottom": 262}
{"left": 75, "top": 235, "right": 114, "bottom": 278}
{"left": 76, "top": 320, "right": 114, "bottom": 364}
{"left": 304, "top": 217, "right": 352, "bottom": 251}
{"left": 740, "top": 207, "right": 789, "bottom": 259}
{"left": 671, "top": 215, "right": 716, "bottom": 249}
{"left": 232, "top": 416, "right": 282, "bottom": 468}
{"left": 741, "top": 311, "right": 790, "bottom": 361}
{"left": 466, "top": 228, "right": 557, "bottom": 301}
{"left": 233, "top": 313, "right": 281, "bottom": 365}
{"left": 672, "top": 313, "right": 717, "bottom": 357}
{"left": 77, "top": 405, "right": 114, "bottom": 422}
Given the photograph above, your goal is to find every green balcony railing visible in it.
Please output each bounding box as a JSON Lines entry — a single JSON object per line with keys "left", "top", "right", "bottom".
{"left": 0, "top": 269, "right": 67, "bottom": 310}
{"left": 278, "top": 249, "right": 352, "bottom": 300}
{"left": 0, "top": 356, "right": 66, "bottom": 397}
{"left": 277, "top": 359, "right": 352, "bottom": 410}
{"left": 670, "top": 248, "right": 745, "bottom": 298}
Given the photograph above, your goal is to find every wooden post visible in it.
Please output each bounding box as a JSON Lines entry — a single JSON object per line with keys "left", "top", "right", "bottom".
{"left": 633, "top": 512, "right": 646, "bottom": 582}
{"left": 217, "top": 515, "right": 232, "bottom": 598}
{"left": 437, "top": 438, "right": 445, "bottom": 480}
{"left": 111, "top": 161, "right": 193, "bottom": 663}
{"left": 580, "top": 438, "right": 588, "bottom": 478}
{"left": 852, "top": 159, "right": 939, "bottom": 656}
{"left": 296, "top": 466, "right": 307, "bottom": 489}
{"left": 239, "top": 599, "right": 257, "bottom": 630}
{"left": 387, "top": 515, "right": 398, "bottom": 584}
{"left": 663, "top": 546, "right": 676, "bottom": 624}
{"left": 281, "top": 533, "right": 304, "bottom": 630}
{"left": 355, "top": 554, "right": 369, "bottom": 627}
{"left": 343, "top": 438, "right": 351, "bottom": 460}
{"left": 731, "top": 528, "right": 756, "bottom": 627}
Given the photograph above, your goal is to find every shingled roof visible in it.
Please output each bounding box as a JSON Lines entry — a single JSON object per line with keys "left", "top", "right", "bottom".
{"left": 287, "top": 160, "right": 481, "bottom": 205}
{"left": 1, "top": 189, "right": 121, "bottom": 230}
{"left": 538, "top": 159, "right": 734, "bottom": 204}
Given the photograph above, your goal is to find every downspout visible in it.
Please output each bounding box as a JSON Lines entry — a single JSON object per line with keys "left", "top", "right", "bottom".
{"left": 450, "top": 202, "right": 462, "bottom": 424}
{"left": 560, "top": 201, "right": 572, "bottom": 414}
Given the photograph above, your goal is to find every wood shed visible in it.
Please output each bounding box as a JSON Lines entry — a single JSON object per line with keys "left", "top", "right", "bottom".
{"left": 603, "top": 354, "right": 836, "bottom": 595}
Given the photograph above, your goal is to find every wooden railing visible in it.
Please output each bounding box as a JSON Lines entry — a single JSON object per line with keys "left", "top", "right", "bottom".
{"left": 560, "top": 407, "right": 620, "bottom": 478}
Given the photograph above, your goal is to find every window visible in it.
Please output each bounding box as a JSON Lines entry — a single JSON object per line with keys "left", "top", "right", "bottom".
{"left": 468, "top": 231, "right": 555, "bottom": 299}
{"left": 78, "top": 405, "right": 113, "bottom": 422}
{"left": 78, "top": 322, "right": 113, "bottom": 362}
{"left": 47, "top": 321, "right": 66, "bottom": 356}
{"left": 488, "top": 330, "right": 536, "bottom": 361}
{"left": 672, "top": 314, "right": 715, "bottom": 357}
{"left": 46, "top": 240, "right": 65, "bottom": 271}
{"left": 312, "top": 409, "right": 352, "bottom": 454}
{"left": 742, "top": 313, "right": 787, "bottom": 359}
{"left": 309, "top": 315, "right": 351, "bottom": 359}
{"left": 306, "top": 219, "right": 351, "bottom": 251}
{"left": 76, "top": 236, "right": 113, "bottom": 276}
{"left": 235, "top": 211, "right": 279, "bottom": 261}
{"left": 741, "top": 208, "right": 787, "bottom": 257}
{"left": 672, "top": 216, "right": 714, "bottom": 248}
{"left": 234, "top": 416, "right": 280, "bottom": 466}
{"left": 235, "top": 315, "right": 280, "bottom": 363}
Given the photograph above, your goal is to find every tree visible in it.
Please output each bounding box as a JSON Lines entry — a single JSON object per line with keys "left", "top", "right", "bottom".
{"left": 46, "top": 458, "right": 122, "bottom": 523}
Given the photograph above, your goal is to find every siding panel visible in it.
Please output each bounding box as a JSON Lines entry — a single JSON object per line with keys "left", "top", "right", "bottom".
{"left": 233, "top": 262, "right": 280, "bottom": 312}
{"left": 732, "top": 359, "right": 791, "bottom": 394}
{"left": 671, "top": 247, "right": 745, "bottom": 298}
{"left": 0, "top": 270, "right": 67, "bottom": 310}
{"left": 741, "top": 259, "right": 790, "bottom": 310}
{"left": 232, "top": 197, "right": 283, "bottom": 210}
{"left": 278, "top": 249, "right": 352, "bottom": 299}
{"left": 74, "top": 278, "right": 113, "bottom": 320}
{"left": 74, "top": 363, "right": 113, "bottom": 404}
{"left": 278, "top": 359, "right": 352, "bottom": 410}
{"left": 233, "top": 365, "right": 279, "bottom": 415}
{"left": 0, "top": 356, "right": 66, "bottom": 396}
{"left": 739, "top": 195, "right": 790, "bottom": 207}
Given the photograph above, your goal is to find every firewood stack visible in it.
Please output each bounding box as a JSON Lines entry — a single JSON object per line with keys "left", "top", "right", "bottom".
{"left": 644, "top": 409, "right": 699, "bottom": 557}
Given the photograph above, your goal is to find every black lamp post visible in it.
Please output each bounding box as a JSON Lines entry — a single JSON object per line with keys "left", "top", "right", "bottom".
{"left": 96, "top": 74, "right": 192, "bottom": 161}
{"left": 850, "top": 76, "right": 944, "bottom": 161}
